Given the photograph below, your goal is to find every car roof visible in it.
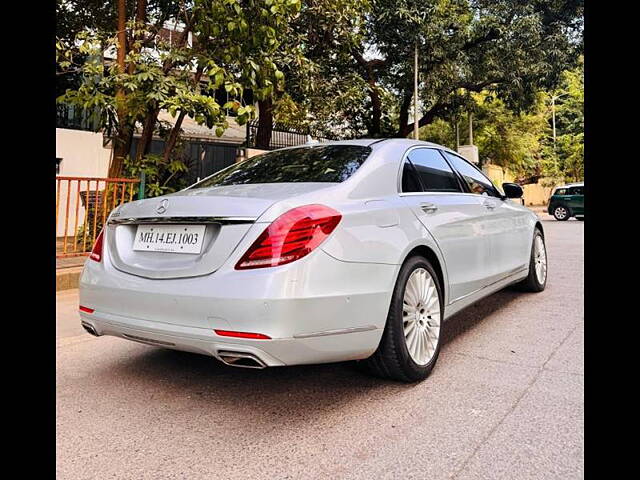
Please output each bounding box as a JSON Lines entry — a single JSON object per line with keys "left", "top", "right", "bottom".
{"left": 555, "top": 182, "right": 584, "bottom": 189}
{"left": 311, "top": 138, "right": 458, "bottom": 154}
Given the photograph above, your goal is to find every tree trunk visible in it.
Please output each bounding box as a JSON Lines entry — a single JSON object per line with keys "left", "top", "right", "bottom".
{"left": 134, "top": 13, "right": 194, "bottom": 166}
{"left": 256, "top": 98, "right": 274, "bottom": 150}
{"left": 110, "top": 128, "right": 133, "bottom": 178}
{"left": 135, "top": 107, "right": 159, "bottom": 163}
{"left": 397, "top": 90, "right": 413, "bottom": 138}
{"left": 109, "top": 0, "right": 129, "bottom": 178}
{"left": 163, "top": 111, "right": 187, "bottom": 163}
{"left": 369, "top": 82, "right": 381, "bottom": 137}
{"left": 352, "top": 52, "right": 385, "bottom": 137}
{"left": 161, "top": 68, "right": 204, "bottom": 163}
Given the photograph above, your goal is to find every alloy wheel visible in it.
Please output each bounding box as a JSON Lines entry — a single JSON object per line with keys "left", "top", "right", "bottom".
{"left": 402, "top": 268, "right": 441, "bottom": 366}
{"left": 534, "top": 235, "right": 547, "bottom": 284}
{"left": 554, "top": 207, "right": 567, "bottom": 220}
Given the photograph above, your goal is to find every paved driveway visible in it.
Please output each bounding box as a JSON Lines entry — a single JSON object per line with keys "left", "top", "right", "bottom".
{"left": 56, "top": 215, "right": 583, "bottom": 479}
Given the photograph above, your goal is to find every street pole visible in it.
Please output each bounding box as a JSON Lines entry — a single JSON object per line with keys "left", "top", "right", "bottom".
{"left": 468, "top": 112, "right": 473, "bottom": 145}
{"left": 455, "top": 120, "right": 460, "bottom": 150}
{"left": 552, "top": 95, "right": 556, "bottom": 153}
{"left": 413, "top": 42, "right": 419, "bottom": 140}
{"left": 551, "top": 94, "right": 560, "bottom": 174}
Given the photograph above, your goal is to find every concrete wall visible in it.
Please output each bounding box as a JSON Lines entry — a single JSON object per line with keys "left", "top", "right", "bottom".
{"left": 522, "top": 182, "right": 555, "bottom": 206}
{"left": 247, "top": 148, "right": 268, "bottom": 159}
{"left": 483, "top": 163, "right": 556, "bottom": 206}
{"left": 483, "top": 164, "right": 515, "bottom": 185}
{"left": 56, "top": 129, "right": 113, "bottom": 238}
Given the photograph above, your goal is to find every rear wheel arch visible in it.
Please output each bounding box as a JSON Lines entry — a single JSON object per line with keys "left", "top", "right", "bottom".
{"left": 400, "top": 245, "right": 446, "bottom": 304}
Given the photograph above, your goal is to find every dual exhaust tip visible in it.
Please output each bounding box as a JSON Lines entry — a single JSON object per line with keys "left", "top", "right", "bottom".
{"left": 80, "top": 324, "right": 266, "bottom": 369}
{"left": 218, "top": 351, "right": 267, "bottom": 369}
{"left": 81, "top": 322, "right": 99, "bottom": 337}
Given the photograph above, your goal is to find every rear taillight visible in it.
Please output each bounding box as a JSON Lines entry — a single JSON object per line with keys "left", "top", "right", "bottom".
{"left": 235, "top": 204, "right": 342, "bottom": 270}
{"left": 89, "top": 230, "right": 104, "bottom": 262}
{"left": 79, "top": 306, "right": 94, "bottom": 314}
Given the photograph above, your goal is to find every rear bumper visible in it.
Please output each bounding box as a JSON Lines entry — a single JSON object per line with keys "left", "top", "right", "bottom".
{"left": 79, "top": 310, "right": 383, "bottom": 366}
{"left": 79, "top": 249, "right": 397, "bottom": 366}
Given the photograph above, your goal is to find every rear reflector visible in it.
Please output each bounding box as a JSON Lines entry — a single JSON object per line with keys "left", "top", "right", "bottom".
{"left": 214, "top": 329, "right": 271, "bottom": 340}
{"left": 79, "top": 306, "right": 94, "bottom": 314}
{"left": 235, "top": 204, "right": 341, "bottom": 270}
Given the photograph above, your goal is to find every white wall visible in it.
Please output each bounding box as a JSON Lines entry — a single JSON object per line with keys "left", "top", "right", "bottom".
{"left": 56, "top": 128, "right": 112, "bottom": 177}
{"left": 56, "top": 129, "right": 113, "bottom": 238}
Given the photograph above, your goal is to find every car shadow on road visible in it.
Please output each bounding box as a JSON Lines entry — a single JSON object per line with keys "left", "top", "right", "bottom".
{"left": 440, "top": 287, "right": 524, "bottom": 346}
{"left": 97, "top": 287, "right": 526, "bottom": 421}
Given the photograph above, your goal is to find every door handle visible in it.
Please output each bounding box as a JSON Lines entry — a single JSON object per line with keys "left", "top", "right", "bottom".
{"left": 483, "top": 200, "right": 497, "bottom": 210}
{"left": 420, "top": 202, "right": 438, "bottom": 213}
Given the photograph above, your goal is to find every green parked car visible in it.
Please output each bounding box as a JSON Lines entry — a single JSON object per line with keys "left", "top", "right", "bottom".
{"left": 547, "top": 182, "right": 584, "bottom": 221}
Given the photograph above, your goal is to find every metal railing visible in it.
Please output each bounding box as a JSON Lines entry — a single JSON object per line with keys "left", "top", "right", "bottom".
{"left": 246, "top": 120, "right": 340, "bottom": 150}
{"left": 56, "top": 103, "right": 102, "bottom": 132}
{"left": 56, "top": 176, "right": 140, "bottom": 258}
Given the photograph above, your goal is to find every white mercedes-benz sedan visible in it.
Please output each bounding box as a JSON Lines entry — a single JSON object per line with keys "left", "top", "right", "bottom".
{"left": 79, "top": 139, "right": 547, "bottom": 382}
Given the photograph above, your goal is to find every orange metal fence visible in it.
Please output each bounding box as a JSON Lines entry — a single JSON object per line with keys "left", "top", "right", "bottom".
{"left": 56, "top": 176, "right": 140, "bottom": 258}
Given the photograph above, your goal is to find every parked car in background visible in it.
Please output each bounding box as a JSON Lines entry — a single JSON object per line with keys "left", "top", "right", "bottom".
{"left": 548, "top": 182, "right": 584, "bottom": 221}
{"left": 79, "top": 139, "right": 547, "bottom": 383}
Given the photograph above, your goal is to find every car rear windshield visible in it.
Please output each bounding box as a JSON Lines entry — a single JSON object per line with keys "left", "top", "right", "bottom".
{"left": 190, "top": 145, "right": 372, "bottom": 188}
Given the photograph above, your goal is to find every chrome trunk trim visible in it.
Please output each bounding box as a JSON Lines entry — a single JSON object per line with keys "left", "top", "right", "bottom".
{"left": 108, "top": 216, "right": 257, "bottom": 226}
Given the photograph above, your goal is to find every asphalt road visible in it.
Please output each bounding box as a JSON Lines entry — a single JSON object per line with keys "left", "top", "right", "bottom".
{"left": 56, "top": 214, "right": 584, "bottom": 480}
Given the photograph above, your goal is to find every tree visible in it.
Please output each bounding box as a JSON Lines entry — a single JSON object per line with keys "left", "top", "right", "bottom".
{"left": 420, "top": 62, "right": 584, "bottom": 184}
{"left": 253, "top": 0, "right": 371, "bottom": 147}
{"left": 57, "top": 0, "right": 301, "bottom": 180}
{"left": 347, "top": 0, "right": 583, "bottom": 137}
{"left": 544, "top": 57, "right": 584, "bottom": 182}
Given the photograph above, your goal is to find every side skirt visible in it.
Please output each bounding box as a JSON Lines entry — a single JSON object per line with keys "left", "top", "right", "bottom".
{"left": 443, "top": 268, "right": 528, "bottom": 321}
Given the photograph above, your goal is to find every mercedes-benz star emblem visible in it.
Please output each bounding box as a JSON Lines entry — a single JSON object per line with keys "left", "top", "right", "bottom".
{"left": 157, "top": 199, "right": 169, "bottom": 214}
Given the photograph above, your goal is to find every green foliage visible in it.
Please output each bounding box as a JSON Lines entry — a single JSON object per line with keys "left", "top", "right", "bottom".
{"left": 548, "top": 58, "right": 584, "bottom": 182}
{"left": 421, "top": 61, "right": 584, "bottom": 184}
{"left": 123, "top": 149, "right": 189, "bottom": 199}
{"left": 345, "top": 0, "right": 583, "bottom": 136}
{"left": 56, "top": 0, "right": 583, "bottom": 188}
{"left": 472, "top": 93, "right": 548, "bottom": 178}
{"left": 57, "top": 0, "right": 301, "bottom": 186}
{"left": 271, "top": 0, "right": 373, "bottom": 137}
{"left": 419, "top": 118, "right": 456, "bottom": 150}
{"left": 57, "top": 23, "right": 241, "bottom": 139}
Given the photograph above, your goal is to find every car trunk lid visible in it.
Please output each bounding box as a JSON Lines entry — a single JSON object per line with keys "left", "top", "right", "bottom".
{"left": 105, "top": 183, "right": 333, "bottom": 279}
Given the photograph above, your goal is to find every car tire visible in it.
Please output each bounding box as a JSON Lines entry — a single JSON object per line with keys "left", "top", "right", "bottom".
{"left": 517, "top": 228, "right": 547, "bottom": 292}
{"left": 362, "top": 256, "right": 443, "bottom": 382}
{"left": 552, "top": 205, "right": 570, "bottom": 221}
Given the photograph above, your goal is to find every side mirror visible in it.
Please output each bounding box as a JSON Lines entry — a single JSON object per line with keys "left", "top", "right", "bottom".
{"left": 502, "top": 182, "right": 523, "bottom": 199}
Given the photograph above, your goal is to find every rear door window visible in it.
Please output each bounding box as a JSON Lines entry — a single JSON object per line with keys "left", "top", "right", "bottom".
{"left": 442, "top": 152, "right": 502, "bottom": 197}
{"left": 401, "top": 160, "right": 422, "bottom": 192}
{"left": 406, "top": 148, "right": 462, "bottom": 192}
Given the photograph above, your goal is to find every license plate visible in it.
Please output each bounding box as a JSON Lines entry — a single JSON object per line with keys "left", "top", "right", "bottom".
{"left": 133, "top": 225, "right": 206, "bottom": 254}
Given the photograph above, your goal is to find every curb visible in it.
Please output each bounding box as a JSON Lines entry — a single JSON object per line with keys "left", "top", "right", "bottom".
{"left": 56, "top": 267, "right": 83, "bottom": 291}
